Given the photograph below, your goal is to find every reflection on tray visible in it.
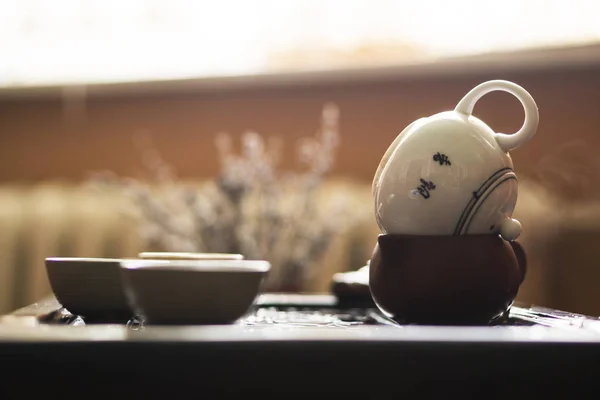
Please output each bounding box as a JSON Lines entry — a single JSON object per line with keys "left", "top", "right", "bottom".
{"left": 40, "top": 303, "right": 397, "bottom": 329}
{"left": 37, "top": 293, "right": 600, "bottom": 333}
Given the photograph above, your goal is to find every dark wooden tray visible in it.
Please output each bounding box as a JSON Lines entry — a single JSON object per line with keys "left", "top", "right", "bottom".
{"left": 10, "top": 292, "right": 600, "bottom": 330}
{"left": 1, "top": 294, "right": 600, "bottom": 397}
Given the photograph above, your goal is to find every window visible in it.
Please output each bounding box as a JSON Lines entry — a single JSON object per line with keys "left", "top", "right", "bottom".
{"left": 1, "top": 0, "right": 599, "bottom": 88}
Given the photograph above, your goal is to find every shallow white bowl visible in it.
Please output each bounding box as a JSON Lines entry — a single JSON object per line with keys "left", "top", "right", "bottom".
{"left": 45, "top": 257, "right": 132, "bottom": 321}
{"left": 120, "top": 259, "right": 270, "bottom": 325}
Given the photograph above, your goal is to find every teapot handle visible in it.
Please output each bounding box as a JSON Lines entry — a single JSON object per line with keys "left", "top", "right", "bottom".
{"left": 454, "top": 80, "right": 539, "bottom": 153}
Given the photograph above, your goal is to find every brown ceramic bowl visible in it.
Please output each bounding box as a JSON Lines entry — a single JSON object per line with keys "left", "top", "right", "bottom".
{"left": 369, "top": 234, "right": 526, "bottom": 325}
{"left": 120, "top": 259, "right": 270, "bottom": 325}
{"left": 45, "top": 257, "right": 133, "bottom": 322}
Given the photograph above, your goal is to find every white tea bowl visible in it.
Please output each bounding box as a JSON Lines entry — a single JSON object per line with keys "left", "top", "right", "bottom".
{"left": 120, "top": 259, "right": 270, "bottom": 325}
{"left": 45, "top": 257, "right": 132, "bottom": 321}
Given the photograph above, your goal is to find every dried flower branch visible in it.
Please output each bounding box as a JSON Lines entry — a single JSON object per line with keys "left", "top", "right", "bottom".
{"left": 89, "top": 104, "right": 364, "bottom": 291}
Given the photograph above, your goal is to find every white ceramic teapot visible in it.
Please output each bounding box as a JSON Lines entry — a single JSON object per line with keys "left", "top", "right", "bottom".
{"left": 373, "top": 80, "right": 539, "bottom": 241}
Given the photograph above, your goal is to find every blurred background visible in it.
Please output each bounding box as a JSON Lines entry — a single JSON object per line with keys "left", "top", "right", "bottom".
{"left": 1, "top": 0, "right": 600, "bottom": 315}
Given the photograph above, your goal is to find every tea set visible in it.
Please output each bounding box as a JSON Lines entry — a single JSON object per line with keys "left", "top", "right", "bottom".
{"left": 370, "top": 79, "right": 537, "bottom": 324}
{"left": 44, "top": 79, "right": 537, "bottom": 326}
{"left": 45, "top": 253, "right": 270, "bottom": 325}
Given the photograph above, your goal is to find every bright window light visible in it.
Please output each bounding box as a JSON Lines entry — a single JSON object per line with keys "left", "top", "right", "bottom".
{"left": 0, "top": 0, "right": 599, "bottom": 88}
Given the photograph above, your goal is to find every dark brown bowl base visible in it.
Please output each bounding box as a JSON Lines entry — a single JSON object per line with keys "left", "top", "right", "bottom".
{"left": 369, "top": 234, "right": 526, "bottom": 326}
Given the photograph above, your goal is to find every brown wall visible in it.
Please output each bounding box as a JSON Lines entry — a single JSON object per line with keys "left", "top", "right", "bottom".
{"left": 1, "top": 64, "right": 600, "bottom": 198}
